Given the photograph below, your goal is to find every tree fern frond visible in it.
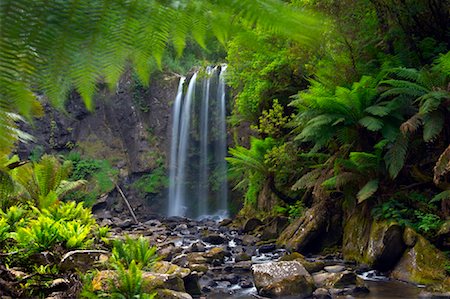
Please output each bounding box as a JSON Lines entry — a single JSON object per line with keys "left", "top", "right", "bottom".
{"left": 384, "top": 134, "right": 409, "bottom": 179}
{"left": 433, "top": 144, "right": 450, "bottom": 185}
{"left": 422, "top": 110, "right": 444, "bottom": 142}
{"left": 430, "top": 190, "right": 450, "bottom": 203}
{"left": 291, "top": 168, "right": 321, "bottom": 190}
{"left": 56, "top": 180, "right": 87, "bottom": 198}
{"left": 357, "top": 179, "right": 379, "bottom": 203}
{"left": 358, "top": 116, "right": 384, "bottom": 131}
{"left": 400, "top": 114, "right": 422, "bottom": 135}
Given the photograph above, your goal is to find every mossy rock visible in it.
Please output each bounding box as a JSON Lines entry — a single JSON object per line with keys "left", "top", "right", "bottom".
{"left": 342, "top": 208, "right": 371, "bottom": 264}
{"left": 342, "top": 209, "right": 405, "bottom": 271}
{"left": 91, "top": 269, "right": 186, "bottom": 293}
{"left": 391, "top": 228, "right": 449, "bottom": 289}
{"left": 279, "top": 253, "right": 325, "bottom": 273}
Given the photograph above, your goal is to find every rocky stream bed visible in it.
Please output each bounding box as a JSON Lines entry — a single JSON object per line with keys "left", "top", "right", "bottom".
{"left": 93, "top": 214, "right": 447, "bottom": 299}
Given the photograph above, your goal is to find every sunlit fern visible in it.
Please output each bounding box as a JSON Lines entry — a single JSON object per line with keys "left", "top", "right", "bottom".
{"left": 0, "top": 0, "right": 324, "bottom": 153}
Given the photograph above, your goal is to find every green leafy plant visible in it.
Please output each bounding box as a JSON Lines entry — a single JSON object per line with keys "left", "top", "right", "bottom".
{"left": 10, "top": 155, "right": 86, "bottom": 209}
{"left": 252, "top": 99, "right": 292, "bottom": 137}
{"left": 227, "top": 137, "right": 278, "bottom": 206}
{"left": 110, "top": 236, "right": 159, "bottom": 271}
{"left": 66, "top": 154, "right": 118, "bottom": 206}
{"left": 110, "top": 261, "right": 156, "bottom": 299}
{"left": 132, "top": 158, "right": 168, "bottom": 195}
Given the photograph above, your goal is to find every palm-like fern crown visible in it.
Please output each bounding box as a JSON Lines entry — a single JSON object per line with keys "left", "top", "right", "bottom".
{"left": 290, "top": 76, "right": 405, "bottom": 150}
{"left": 0, "top": 0, "right": 324, "bottom": 153}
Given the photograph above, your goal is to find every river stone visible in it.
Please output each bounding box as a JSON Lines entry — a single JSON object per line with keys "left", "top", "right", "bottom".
{"left": 60, "top": 250, "right": 109, "bottom": 271}
{"left": 156, "top": 289, "right": 193, "bottom": 299}
{"left": 252, "top": 261, "right": 315, "bottom": 297}
{"left": 202, "top": 233, "right": 226, "bottom": 245}
{"left": 243, "top": 218, "right": 263, "bottom": 233}
{"left": 152, "top": 261, "right": 190, "bottom": 278}
{"left": 219, "top": 218, "right": 233, "bottom": 227}
{"left": 324, "top": 265, "right": 346, "bottom": 273}
{"left": 313, "top": 288, "right": 331, "bottom": 299}
{"left": 279, "top": 252, "right": 325, "bottom": 273}
{"left": 204, "top": 247, "right": 227, "bottom": 262}
{"left": 391, "top": 229, "right": 449, "bottom": 289}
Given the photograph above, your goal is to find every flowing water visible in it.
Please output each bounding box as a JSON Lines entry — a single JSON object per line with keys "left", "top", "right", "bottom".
{"left": 168, "top": 66, "right": 228, "bottom": 218}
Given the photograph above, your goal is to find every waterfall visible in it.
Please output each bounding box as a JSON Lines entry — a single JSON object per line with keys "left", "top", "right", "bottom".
{"left": 168, "top": 76, "right": 185, "bottom": 217}
{"left": 168, "top": 66, "right": 228, "bottom": 219}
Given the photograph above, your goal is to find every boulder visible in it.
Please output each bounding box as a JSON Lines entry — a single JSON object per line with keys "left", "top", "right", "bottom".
{"left": 391, "top": 228, "right": 449, "bottom": 289}
{"left": 243, "top": 218, "right": 263, "bottom": 233}
{"left": 342, "top": 207, "right": 405, "bottom": 272}
{"left": 279, "top": 253, "right": 325, "bottom": 273}
{"left": 152, "top": 261, "right": 190, "bottom": 278}
{"left": 252, "top": 261, "right": 315, "bottom": 298}
{"left": 313, "top": 271, "right": 361, "bottom": 288}
{"left": 324, "top": 265, "right": 346, "bottom": 273}
{"left": 277, "top": 200, "right": 341, "bottom": 254}
{"left": 261, "top": 216, "right": 289, "bottom": 241}
{"left": 366, "top": 221, "right": 405, "bottom": 271}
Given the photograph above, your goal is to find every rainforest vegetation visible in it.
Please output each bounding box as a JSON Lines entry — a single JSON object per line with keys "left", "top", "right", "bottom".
{"left": 0, "top": 0, "right": 449, "bottom": 298}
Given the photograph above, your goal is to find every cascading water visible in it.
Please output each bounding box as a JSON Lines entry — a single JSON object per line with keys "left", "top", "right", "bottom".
{"left": 168, "top": 66, "right": 228, "bottom": 219}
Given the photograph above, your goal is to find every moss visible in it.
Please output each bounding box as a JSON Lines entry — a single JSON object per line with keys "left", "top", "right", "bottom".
{"left": 392, "top": 230, "right": 448, "bottom": 287}
{"left": 342, "top": 209, "right": 372, "bottom": 264}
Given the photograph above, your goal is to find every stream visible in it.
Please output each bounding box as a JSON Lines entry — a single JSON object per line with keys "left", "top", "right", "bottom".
{"left": 108, "top": 215, "right": 425, "bottom": 299}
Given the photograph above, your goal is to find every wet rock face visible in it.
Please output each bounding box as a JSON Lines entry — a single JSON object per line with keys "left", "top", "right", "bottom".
{"left": 252, "top": 261, "right": 315, "bottom": 298}
{"left": 19, "top": 73, "right": 177, "bottom": 174}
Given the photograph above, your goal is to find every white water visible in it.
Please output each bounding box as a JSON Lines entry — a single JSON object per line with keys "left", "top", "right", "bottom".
{"left": 168, "top": 77, "right": 186, "bottom": 216}
{"left": 168, "top": 66, "right": 228, "bottom": 218}
{"left": 169, "top": 73, "right": 198, "bottom": 217}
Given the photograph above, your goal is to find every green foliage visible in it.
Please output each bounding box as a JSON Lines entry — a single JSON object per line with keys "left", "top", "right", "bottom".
{"left": 110, "top": 261, "right": 156, "bottom": 299}
{"left": 9, "top": 155, "right": 86, "bottom": 209}
{"left": 227, "top": 31, "right": 310, "bottom": 122}
{"left": 274, "top": 200, "right": 305, "bottom": 220}
{"left": 110, "top": 236, "right": 159, "bottom": 271}
{"left": 372, "top": 192, "right": 443, "bottom": 238}
{"left": 227, "top": 137, "right": 278, "bottom": 206}
{"left": 66, "top": 153, "right": 118, "bottom": 206}
{"left": 7, "top": 201, "right": 96, "bottom": 254}
{"left": 252, "top": 99, "right": 292, "bottom": 137}
{"left": 132, "top": 158, "right": 168, "bottom": 195}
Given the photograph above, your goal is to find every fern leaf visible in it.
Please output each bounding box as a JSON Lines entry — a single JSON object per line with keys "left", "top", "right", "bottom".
{"left": 357, "top": 179, "right": 379, "bottom": 203}
{"left": 292, "top": 169, "right": 321, "bottom": 190}
{"left": 430, "top": 190, "right": 450, "bottom": 203}
{"left": 385, "top": 134, "right": 409, "bottom": 179}
{"left": 422, "top": 110, "right": 444, "bottom": 142}
{"left": 434, "top": 145, "right": 450, "bottom": 185}
{"left": 400, "top": 114, "right": 422, "bottom": 135}
{"left": 358, "top": 116, "right": 384, "bottom": 131}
